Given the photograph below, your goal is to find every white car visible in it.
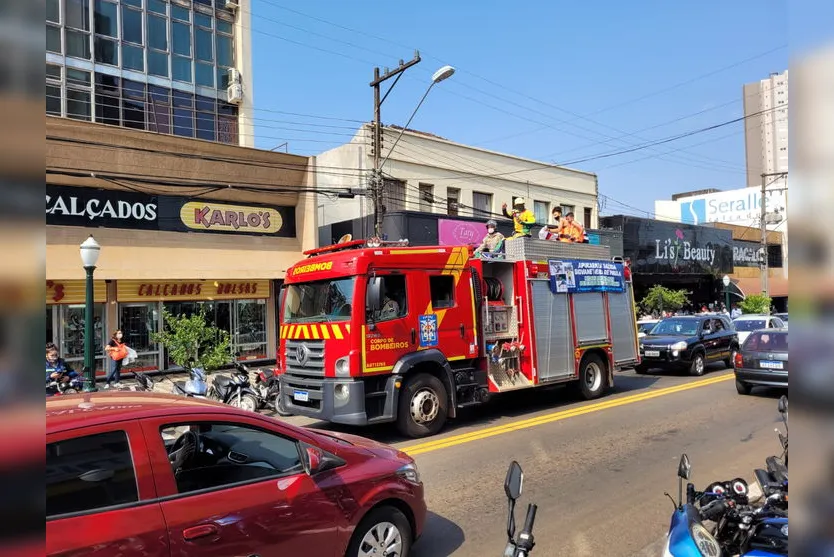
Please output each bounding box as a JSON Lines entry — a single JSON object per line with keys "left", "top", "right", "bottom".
{"left": 637, "top": 319, "right": 660, "bottom": 338}
{"left": 732, "top": 314, "right": 787, "bottom": 344}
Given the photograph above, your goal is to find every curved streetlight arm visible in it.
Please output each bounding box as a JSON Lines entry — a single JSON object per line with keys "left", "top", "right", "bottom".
{"left": 379, "top": 80, "right": 437, "bottom": 171}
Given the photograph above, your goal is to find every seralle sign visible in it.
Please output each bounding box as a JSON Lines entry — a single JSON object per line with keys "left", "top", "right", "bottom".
{"left": 678, "top": 186, "right": 787, "bottom": 227}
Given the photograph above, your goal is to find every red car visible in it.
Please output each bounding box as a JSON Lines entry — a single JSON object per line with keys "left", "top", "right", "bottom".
{"left": 46, "top": 392, "right": 426, "bottom": 557}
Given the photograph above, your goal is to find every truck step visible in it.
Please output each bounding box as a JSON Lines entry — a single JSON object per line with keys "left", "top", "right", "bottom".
{"left": 488, "top": 366, "right": 532, "bottom": 392}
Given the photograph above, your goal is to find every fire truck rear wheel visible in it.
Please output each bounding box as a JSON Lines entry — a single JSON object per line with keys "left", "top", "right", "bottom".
{"left": 578, "top": 354, "right": 607, "bottom": 400}
{"left": 397, "top": 373, "right": 448, "bottom": 439}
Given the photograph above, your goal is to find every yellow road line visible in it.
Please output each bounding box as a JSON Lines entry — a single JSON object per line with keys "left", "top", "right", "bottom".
{"left": 402, "top": 373, "right": 733, "bottom": 456}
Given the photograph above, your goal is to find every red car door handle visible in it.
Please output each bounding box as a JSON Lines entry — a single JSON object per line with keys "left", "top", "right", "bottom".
{"left": 183, "top": 524, "right": 218, "bottom": 541}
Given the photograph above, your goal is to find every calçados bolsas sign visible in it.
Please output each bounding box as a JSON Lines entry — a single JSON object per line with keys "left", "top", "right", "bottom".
{"left": 548, "top": 259, "right": 625, "bottom": 294}
{"left": 46, "top": 185, "right": 296, "bottom": 237}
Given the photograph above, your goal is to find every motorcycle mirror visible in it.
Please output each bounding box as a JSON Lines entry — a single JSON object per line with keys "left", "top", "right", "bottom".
{"left": 678, "top": 453, "right": 692, "bottom": 480}
{"left": 504, "top": 461, "right": 524, "bottom": 501}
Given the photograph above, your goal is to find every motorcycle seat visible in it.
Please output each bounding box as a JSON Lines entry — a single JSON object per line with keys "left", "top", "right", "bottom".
{"left": 214, "top": 375, "right": 233, "bottom": 388}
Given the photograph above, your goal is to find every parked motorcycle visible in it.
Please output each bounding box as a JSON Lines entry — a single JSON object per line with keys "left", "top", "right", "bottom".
{"left": 252, "top": 366, "right": 292, "bottom": 416}
{"left": 208, "top": 358, "right": 259, "bottom": 412}
{"left": 755, "top": 395, "right": 788, "bottom": 506}
{"left": 663, "top": 453, "right": 787, "bottom": 557}
{"left": 46, "top": 373, "right": 85, "bottom": 396}
{"left": 172, "top": 366, "right": 209, "bottom": 398}
{"left": 503, "top": 461, "right": 537, "bottom": 557}
{"left": 128, "top": 371, "right": 155, "bottom": 392}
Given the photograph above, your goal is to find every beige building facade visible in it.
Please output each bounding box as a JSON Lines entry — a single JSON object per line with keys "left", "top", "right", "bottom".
{"left": 46, "top": 117, "right": 316, "bottom": 374}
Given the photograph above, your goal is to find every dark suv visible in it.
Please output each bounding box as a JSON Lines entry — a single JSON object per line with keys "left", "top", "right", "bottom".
{"left": 636, "top": 315, "right": 738, "bottom": 376}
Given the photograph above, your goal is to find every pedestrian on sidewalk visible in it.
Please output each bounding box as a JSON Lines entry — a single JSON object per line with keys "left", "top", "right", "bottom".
{"left": 104, "top": 329, "right": 129, "bottom": 389}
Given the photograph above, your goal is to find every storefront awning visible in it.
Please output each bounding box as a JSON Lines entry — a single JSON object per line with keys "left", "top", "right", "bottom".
{"left": 734, "top": 276, "right": 789, "bottom": 298}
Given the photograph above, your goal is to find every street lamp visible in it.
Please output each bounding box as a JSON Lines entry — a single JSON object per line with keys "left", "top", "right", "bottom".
{"left": 80, "top": 235, "right": 100, "bottom": 392}
{"left": 722, "top": 275, "right": 731, "bottom": 315}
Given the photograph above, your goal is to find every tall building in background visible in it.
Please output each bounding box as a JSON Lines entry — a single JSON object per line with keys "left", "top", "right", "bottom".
{"left": 742, "top": 70, "right": 788, "bottom": 188}
{"left": 45, "top": 0, "right": 254, "bottom": 146}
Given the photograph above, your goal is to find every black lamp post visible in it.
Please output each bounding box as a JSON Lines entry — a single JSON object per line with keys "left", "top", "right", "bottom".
{"left": 80, "top": 235, "right": 100, "bottom": 392}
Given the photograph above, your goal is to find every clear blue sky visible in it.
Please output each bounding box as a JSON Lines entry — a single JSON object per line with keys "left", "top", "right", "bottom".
{"left": 249, "top": 0, "right": 823, "bottom": 217}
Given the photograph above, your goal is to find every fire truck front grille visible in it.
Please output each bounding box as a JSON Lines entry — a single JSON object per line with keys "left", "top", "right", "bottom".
{"left": 284, "top": 340, "right": 325, "bottom": 376}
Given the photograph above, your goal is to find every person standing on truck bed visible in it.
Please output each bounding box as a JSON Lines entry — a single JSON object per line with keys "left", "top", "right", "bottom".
{"left": 502, "top": 197, "right": 536, "bottom": 239}
{"left": 559, "top": 212, "right": 585, "bottom": 243}
{"left": 475, "top": 219, "right": 505, "bottom": 256}
{"left": 539, "top": 206, "right": 565, "bottom": 241}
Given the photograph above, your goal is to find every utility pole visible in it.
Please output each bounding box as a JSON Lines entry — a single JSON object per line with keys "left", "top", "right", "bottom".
{"left": 759, "top": 171, "right": 788, "bottom": 312}
{"left": 370, "top": 52, "right": 421, "bottom": 237}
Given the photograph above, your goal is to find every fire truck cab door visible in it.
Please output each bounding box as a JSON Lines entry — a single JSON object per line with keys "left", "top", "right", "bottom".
{"left": 415, "top": 269, "right": 477, "bottom": 361}
{"left": 363, "top": 273, "right": 413, "bottom": 373}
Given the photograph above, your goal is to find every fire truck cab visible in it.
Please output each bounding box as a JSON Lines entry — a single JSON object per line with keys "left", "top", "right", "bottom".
{"left": 277, "top": 237, "right": 639, "bottom": 438}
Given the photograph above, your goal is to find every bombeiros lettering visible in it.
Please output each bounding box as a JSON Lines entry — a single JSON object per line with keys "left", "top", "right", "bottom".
{"left": 293, "top": 261, "right": 334, "bottom": 275}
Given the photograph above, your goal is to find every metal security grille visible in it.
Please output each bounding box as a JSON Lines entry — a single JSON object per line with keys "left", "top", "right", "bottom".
{"left": 504, "top": 238, "right": 611, "bottom": 261}
{"left": 530, "top": 280, "right": 574, "bottom": 382}
{"left": 608, "top": 288, "right": 639, "bottom": 364}
{"left": 573, "top": 293, "right": 607, "bottom": 344}
{"left": 284, "top": 340, "right": 325, "bottom": 376}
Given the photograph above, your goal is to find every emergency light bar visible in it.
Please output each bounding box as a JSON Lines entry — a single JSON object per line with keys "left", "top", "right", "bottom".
{"left": 302, "top": 238, "right": 410, "bottom": 257}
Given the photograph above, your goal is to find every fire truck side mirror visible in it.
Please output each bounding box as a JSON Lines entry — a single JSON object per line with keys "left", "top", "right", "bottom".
{"left": 366, "top": 276, "right": 383, "bottom": 313}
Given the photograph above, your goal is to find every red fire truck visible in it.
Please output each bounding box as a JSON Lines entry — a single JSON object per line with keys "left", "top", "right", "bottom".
{"left": 277, "top": 237, "right": 639, "bottom": 438}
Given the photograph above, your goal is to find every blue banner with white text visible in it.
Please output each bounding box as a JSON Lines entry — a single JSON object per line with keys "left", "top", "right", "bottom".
{"left": 548, "top": 259, "right": 625, "bottom": 294}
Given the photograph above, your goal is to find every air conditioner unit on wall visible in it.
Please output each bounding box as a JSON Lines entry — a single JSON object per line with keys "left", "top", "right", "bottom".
{"left": 225, "top": 0, "right": 239, "bottom": 10}
{"left": 227, "top": 83, "right": 243, "bottom": 105}
{"left": 227, "top": 67, "right": 241, "bottom": 85}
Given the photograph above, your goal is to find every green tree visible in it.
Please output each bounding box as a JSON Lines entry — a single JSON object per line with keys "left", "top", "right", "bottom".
{"left": 640, "top": 285, "right": 690, "bottom": 315}
{"left": 151, "top": 308, "right": 231, "bottom": 371}
{"left": 739, "top": 293, "right": 772, "bottom": 315}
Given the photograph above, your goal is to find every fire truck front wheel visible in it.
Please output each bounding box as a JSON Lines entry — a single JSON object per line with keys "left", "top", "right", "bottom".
{"left": 397, "top": 373, "right": 448, "bottom": 438}
{"left": 578, "top": 353, "right": 608, "bottom": 400}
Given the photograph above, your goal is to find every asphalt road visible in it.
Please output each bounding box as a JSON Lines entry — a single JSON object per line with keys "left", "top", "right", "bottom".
{"left": 282, "top": 366, "right": 785, "bottom": 557}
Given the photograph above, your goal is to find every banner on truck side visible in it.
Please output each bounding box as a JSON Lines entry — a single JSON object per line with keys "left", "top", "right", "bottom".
{"left": 548, "top": 259, "right": 625, "bottom": 294}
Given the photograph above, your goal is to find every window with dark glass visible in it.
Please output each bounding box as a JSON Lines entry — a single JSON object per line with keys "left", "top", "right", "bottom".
{"left": 217, "top": 67, "right": 229, "bottom": 88}
{"left": 65, "top": 29, "right": 92, "bottom": 59}
{"left": 196, "top": 96, "right": 216, "bottom": 141}
{"left": 95, "top": 73, "right": 121, "bottom": 126}
{"left": 173, "top": 56, "right": 192, "bottom": 82}
{"left": 218, "top": 113, "right": 238, "bottom": 145}
{"left": 430, "top": 275, "right": 455, "bottom": 308}
{"left": 66, "top": 0, "right": 91, "bottom": 30}
{"left": 216, "top": 34, "right": 233, "bottom": 67}
{"left": 47, "top": 25, "right": 62, "bottom": 53}
{"left": 194, "top": 0, "right": 213, "bottom": 6}
{"left": 47, "top": 0, "right": 60, "bottom": 23}
{"left": 47, "top": 431, "right": 139, "bottom": 518}
{"left": 122, "top": 44, "right": 144, "bottom": 71}
{"left": 194, "top": 13, "right": 212, "bottom": 28}
{"left": 172, "top": 21, "right": 191, "bottom": 56}
{"left": 147, "top": 14, "right": 168, "bottom": 50}
{"left": 122, "top": 0, "right": 141, "bottom": 6}
{"left": 46, "top": 85, "right": 62, "bottom": 116}
{"left": 195, "top": 28, "right": 213, "bottom": 62}
{"left": 148, "top": 50, "right": 169, "bottom": 77}
{"left": 122, "top": 6, "right": 143, "bottom": 44}
{"left": 94, "top": 36, "right": 118, "bottom": 65}
{"left": 173, "top": 107, "right": 194, "bottom": 137}
{"left": 123, "top": 98, "right": 146, "bottom": 130}
{"left": 171, "top": 4, "right": 190, "bottom": 21}
{"left": 94, "top": 0, "right": 118, "bottom": 37}
{"left": 67, "top": 68, "right": 91, "bottom": 86}
{"left": 217, "top": 19, "right": 233, "bottom": 34}
{"left": 148, "top": 0, "right": 166, "bottom": 14}
{"left": 47, "top": 64, "right": 61, "bottom": 80}
{"left": 66, "top": 89, "right": 92, "bottom": 121}
{"left": 195, "top": 62, "right": 214, "bottom": 87}
{"left": 149, "top": 86, "right": 172, "bottom": 134}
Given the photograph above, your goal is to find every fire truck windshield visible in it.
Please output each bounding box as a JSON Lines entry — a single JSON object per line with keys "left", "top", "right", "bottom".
{"left": 282, "top": 277, "right": 355, "bottom": 323}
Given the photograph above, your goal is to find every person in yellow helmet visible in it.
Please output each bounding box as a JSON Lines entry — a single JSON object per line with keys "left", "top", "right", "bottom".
{"left": 502, "top": 197, "right": 536, "bottom": 239}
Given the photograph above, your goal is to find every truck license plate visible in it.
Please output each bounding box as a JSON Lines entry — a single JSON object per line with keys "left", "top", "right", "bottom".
{"left": 645, "top": 350, "right": 660, "bottom": 357}
{"left": 293, "top": 390, "right": 309, "bottom": 402}
{"left": 759, "top": 360, "right": 784, "bottom": 370}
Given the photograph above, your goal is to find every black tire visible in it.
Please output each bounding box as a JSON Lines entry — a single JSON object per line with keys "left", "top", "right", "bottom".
{"left": 578, "top": 354, "right": 608, "bottom": 400}
{"left": 345, "top": 506, "right": 412, "bottom": 557}
{"left": 689, "top": 352, "right": 706, "bottom": 376}
{"left": 274, "top": 395, "right": 293, "bottom": 417}
{"left": 725, "top": 346, "right": 738, "bottom": 369}
{"left": 736, "top": 379, "right": 752, "bottom": 395}
{"left": 634, "top": 364, "right": 649, "bottom": 375}
{"left": 231, "top": 393, "right": 259, "bottom": 413}
{"left": 397, "top": 373, "right": 448, "bottom": 438}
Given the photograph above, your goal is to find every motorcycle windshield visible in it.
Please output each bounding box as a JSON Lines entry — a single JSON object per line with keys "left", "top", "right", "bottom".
{"left": 185, "top": 379, "right": 208, "bottom": 396}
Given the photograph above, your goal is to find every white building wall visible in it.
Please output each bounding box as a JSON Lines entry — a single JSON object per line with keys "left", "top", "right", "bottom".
{"left": 235, "top": 0, "right": 254, "bottom": 147}
{"left": 316, "top": 125, "right": 599, "bottom": 230}
{"left": 743, "top": 70, "right": 788, "bottom": 188}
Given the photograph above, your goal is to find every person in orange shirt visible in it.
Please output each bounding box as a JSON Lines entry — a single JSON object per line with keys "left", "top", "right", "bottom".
{"left": 560, "top": 212, "right": 585, "bottom": 243}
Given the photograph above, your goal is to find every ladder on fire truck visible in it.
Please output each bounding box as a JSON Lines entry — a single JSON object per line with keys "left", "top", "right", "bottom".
{"left": 480, "top": 237, "right": 616, "bottom": 392}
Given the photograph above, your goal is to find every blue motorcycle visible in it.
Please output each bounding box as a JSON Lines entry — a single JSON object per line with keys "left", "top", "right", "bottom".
{"left": 663, "top": 453, "right": 787, "bottom": 557}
